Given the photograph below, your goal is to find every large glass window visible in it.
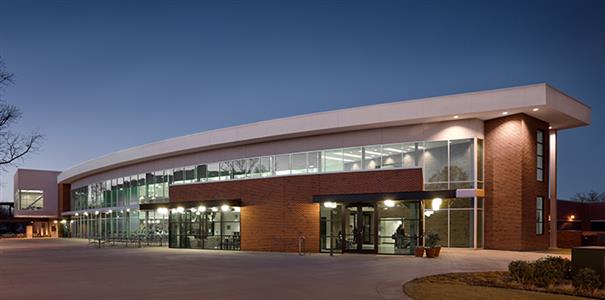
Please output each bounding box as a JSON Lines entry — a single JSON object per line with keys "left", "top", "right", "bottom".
{"left": 343, "top": 147, "right": 362, "bottom": 171}
{"left": 232, "top": 159, "right": 247, "bottom": 179}
{"left": 381, "top": 144, "right": 403, "bottom": 168}
{"left": 307, "top": 151, "right": 320, "bottom": 173}
{"left": 291, "top": 153, "right": 307, "bottom": 174}
{"left": 536, "top": 196, "right": 544, "bottom": 235}
{"left": 377, "top": 201, "right": 420, "bottom": 255}
{"left": 323, "top": 149, "right": 343, "bottom": 172}
{"left": 207, "top": 163, "right": 219, "bottom": 181}
{"left": 17, "top": 190, "right": 44, "bottom": 210}
{"left": 69, "top": 137, "right": 483, "bottom": 212}
{"left": 219, "top": 161, "right": 232, "bottom": 180}
{"left": 402, "top": 142, "right": 423, "bottom": 168}
{"left": 169, "top": 206, "right": 240, "bottom": 250}
{"left": 449, "top": 139, "right": 474, "bottom": 189}
{"left": 275, "top": 154, "right": 291, "bottom": 176}
{"left": 363, "top": 145, "right": 382, "bottom": 170}
{"left": 424, "top": 141, "right": 449, "bottom": 190}
{"left": 248, "top": 158, "right": 261, "bottom": 178}
{"left": 260, "top": 156, "right": 273, "bottom": 177}
{"left": 537, "top": 130, "right": 544, "bottom": 182}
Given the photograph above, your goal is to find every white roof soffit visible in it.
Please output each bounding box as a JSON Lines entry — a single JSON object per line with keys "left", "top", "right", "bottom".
{"left": 58, "top": 83, "right": 591, "bottom": 184}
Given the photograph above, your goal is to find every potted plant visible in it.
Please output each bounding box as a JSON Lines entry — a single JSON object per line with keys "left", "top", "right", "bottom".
{"left": 414, "top": 245, "right": 424, "bottom": 257}
{"left": 425, "top": 232, "right": 441, "bottom": 258}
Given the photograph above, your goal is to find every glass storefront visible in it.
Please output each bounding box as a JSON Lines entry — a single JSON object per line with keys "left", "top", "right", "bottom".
{"left": 320, "top": 197, "right": 483, "bottom": 254}
{"left": 377, "top": 201, "right": 420, "bottom": 255}
{"left": 423, "top": 198, "right": 484, "bottom": 248}
{"left": 67, "top": 209, "right": 169, "bottom": 243}
{"left": 320, "top": 200, "right": 421, "bottom": 255}
{"left": 169, "top": 206, "right": 240, "bottom": 250}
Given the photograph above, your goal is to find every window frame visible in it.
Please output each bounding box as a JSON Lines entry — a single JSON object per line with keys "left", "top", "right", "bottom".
{"left": 536, "top": 130, "right": 545, "bottom": 182}
{"left": 536, "top": 196, "right": 544, "bottom": 235}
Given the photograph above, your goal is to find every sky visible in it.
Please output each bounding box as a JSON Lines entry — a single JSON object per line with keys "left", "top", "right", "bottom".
{"left": 0, "top": 0, "right": 603, "bottom": 201}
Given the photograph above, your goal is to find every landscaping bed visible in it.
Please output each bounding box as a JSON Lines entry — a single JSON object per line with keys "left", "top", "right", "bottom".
{"left": 403, "top": 256, "right": 605, "bottom": 299}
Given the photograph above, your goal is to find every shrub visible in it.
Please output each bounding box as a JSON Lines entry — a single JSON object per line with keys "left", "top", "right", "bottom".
{"left": 541, "top": 256, "right": 571, "bottom": 279}
{"left": 425, "top": 232, "right": 440, "bottom": 248}
{"left": 532, "top": 258, "right": 561, "bottom": 288}
{"left": 509, "top": 260, "right": 534, "bottom": 285}
{"left": 572, "top": 268, "right": 601, "bottom": 294}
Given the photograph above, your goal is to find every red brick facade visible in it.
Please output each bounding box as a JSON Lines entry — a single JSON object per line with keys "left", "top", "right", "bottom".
{"left": 169, "top": 169, "right": 423, "bottom": 252}
{"left": 484, "top": 113, "right": 550, "bottom": 250}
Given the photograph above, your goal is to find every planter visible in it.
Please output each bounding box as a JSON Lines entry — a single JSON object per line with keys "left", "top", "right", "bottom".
{"left": 415, "top": 246, "right": 425, "bottom": 257}
{"left": 434, "top": 246, "right": 442, "bottom": 257}
{"left": 425, "top": 247, "right": 436, "bottom": 258}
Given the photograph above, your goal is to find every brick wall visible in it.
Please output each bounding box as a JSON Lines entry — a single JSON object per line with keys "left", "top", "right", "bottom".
{"left": 558, "top": 230, "right": 582, "bottom": 248}
{"left": 484, "top": 114, "right": 550, "bottom": 250}
{"left": 169, "top": 168, "right": 423, "bottom": 252}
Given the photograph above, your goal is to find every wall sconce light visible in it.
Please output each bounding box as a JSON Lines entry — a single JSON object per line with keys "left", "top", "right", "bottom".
{"left": 432, "top": 198, "right": 443, "bottom": 211}
{"left": 323, "top": 202, "right": 337, "bottom": 208}
{"left": 384, "top": 199, "right": 395, "bottom": 207}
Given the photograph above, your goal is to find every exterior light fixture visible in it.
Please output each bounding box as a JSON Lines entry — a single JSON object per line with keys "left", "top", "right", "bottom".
{"left": 107, "top": 210, "right": 112, "bottom": 214}
{"left": 198, "top": 206, "right": 206, "bottom": 212}
{"left": 53, "top": 220, "right": 58, "bottom": 224}
{"left": 190, "top": 207, "right": 197, "bottom": 212}
{"left": 532, "top": 108, "right": 539, "bottom": 112}
{"left": 502, "top": 111, "right": 509, "bottom": 115}
{"left": 176, "top": 207, "right": 185, "bottom": 213}
{"left": 234, "top": 206, "right": 241, "bottom": 212}
{"left": 211, "top": 207, "right": 219, "bottom": 212}
{"left": 221, "top": 204, "right": 230, "bottom": 212}
{"left": 156, "top": 207, "right": 169, "bottom": 215}
{"left": 83, "top": 212, "right": 88, "bottom": 216}
{"left": 126, "top": 208, "right": 130, "bottom": 212}
{"left": 453, "top": 115, "right": 459, "bottom": 119}
{"left": 432, "top": 198, "right": 443, "bottom": 211}
{"left": 75, "top": 212, "right": 79, "bottom": 217}
{"left": 323, "top": 202, "right": 337, "bottom": 208}
{"left": 60, "top": 219, "right": 67, "bottom": 224}
{"left": 568, "top": 215, "right": 576, "bottom": 221}
{"left": 424, "top": 210, "right": 434, "bottom": 217}
{"left": 195, "top": 211, "right": 201, "bottom": 215}
{"left": 549, "top": 126, "right": 552, "bottom": 130}
{"left": 95, "top": 211, "right": 99, "bottom": 215}
{"left": 384, "top": 199, "right": 395, "bottom": 207}
{"left": 70, "top": 220, "right": 74, "bottom": 224}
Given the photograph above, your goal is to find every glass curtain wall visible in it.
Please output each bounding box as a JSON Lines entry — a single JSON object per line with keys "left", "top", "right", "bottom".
{"left": 67, "top": 209, "right": 169, "bottom": 242}
{"left": 70, "top": 137, "right": 482, "bottom": 212}
{"left": 169, "top": 206, "right": 240, "bottom": 250}
{"left": 423, "top": 198, "right": 484, "bottom": 248}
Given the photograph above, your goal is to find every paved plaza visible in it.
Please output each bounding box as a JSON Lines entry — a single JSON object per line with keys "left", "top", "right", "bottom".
{"left": 0, "top": 239, "right": 566, "bottom": 300}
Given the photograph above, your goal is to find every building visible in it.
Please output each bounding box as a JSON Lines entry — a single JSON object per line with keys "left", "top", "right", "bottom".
{"left": 13, "top": 83, "right": 591, "bottom": 253}
{"left": 12, "top": 169, "right": 61, "bottom": 237}
{"left": 557, "top": 199, "right": 605, "bottom": 248}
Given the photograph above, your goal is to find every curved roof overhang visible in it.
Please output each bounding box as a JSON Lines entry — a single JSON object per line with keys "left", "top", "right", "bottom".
{"left": 58, "top": 83, "right": 591, "bottom": 184}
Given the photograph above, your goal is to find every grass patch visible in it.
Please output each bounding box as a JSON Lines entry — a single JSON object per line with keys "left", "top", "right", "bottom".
{"left": 404, "top": 281, "right": 589, "bottom": 300}
{"left": 403, "top": 272, "right": 604, "bottom": 299}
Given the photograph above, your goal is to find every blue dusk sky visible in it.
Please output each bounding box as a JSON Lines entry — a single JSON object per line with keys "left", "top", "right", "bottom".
{"left": 0, "top": 0, "right": 603, "bottom": 201}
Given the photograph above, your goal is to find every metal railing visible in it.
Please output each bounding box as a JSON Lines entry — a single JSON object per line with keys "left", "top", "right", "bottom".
{"left": 298, "top": 234, "right": 306, "bottom": 256}
{"left": 87, "top": 234, "right": 167, "bottom": 248}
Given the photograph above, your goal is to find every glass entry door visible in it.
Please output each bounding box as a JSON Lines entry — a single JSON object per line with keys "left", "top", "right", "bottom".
{"left": 344, "top": 205, "right": 376, "bottom": 253}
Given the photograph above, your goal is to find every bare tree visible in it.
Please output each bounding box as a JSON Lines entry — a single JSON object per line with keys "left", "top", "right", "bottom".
{"left": 571, "top": 190, "right": 605, "bottom": 203}
{"left": 0, "top": 58, "right": 43, "bottom": 168}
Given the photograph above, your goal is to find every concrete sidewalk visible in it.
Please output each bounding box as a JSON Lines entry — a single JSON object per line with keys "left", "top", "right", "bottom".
{"left": 0, "top": 239, "right": 566, "bottom": 300}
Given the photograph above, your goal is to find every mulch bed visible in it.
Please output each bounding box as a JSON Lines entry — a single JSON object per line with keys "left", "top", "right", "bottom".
{"left": 409, "top": 272, "right": 605, "bottom": 299}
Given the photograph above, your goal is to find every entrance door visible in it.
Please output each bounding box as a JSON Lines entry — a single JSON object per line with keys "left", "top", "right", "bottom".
{"left": 344, "top": 204, "right": 376, "bottom": 253}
